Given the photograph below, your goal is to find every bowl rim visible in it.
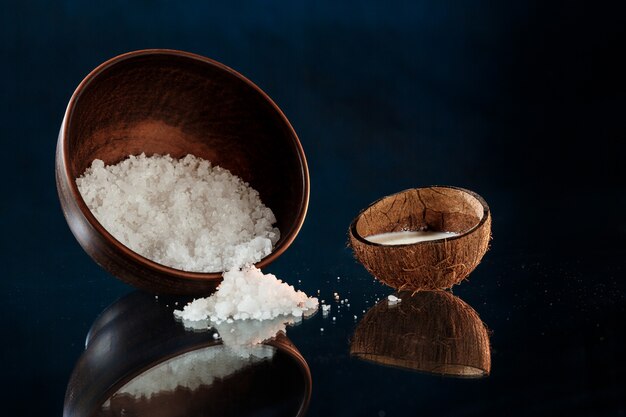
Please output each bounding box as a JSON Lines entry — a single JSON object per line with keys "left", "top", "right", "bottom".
{"left": 349, "top": 185, "right": 490, "bottom": 247}
{"left": 59, "top": 48, "right": 310, "bottom": 281}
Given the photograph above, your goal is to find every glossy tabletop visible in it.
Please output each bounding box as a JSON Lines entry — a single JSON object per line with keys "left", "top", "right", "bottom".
{"left": 2, "top": 1, "right": 625, "bottom": 416}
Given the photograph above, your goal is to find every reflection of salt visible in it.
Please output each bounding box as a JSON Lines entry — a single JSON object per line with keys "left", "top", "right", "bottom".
{"left": 178, "top": 315, "right": 300, "bottom": 358}
{"left": 216, "top": 317, "right": 292, "bottom": 357}
{"left": 102, "top": 344, "right": 274, "bottom": 408}
{"left": 179, "top": 318, "right": 211, "bottom": 332}
{"left": 321, "top": 304, "right": 331, "bottom": 317}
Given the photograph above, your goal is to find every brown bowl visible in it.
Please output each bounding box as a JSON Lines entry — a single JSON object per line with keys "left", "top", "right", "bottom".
{"left": 348, "top": 186, "right": 491, "bottom": 291}
{"left": 350, "top": 290, "right": 491, "bottom": 378}
{"left": 56, "top": 49, "right": 309, "bottom": 294}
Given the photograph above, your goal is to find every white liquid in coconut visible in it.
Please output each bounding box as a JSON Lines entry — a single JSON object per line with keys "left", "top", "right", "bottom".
{"left": 365, "top": 230, "right": 458, "bottom": 245}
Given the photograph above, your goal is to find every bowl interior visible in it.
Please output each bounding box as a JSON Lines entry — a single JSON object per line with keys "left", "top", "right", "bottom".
{"left": 66, "top": 51, "right": 307, "bottom": 254}
{"left": 354, "top": 186, "right": 486, "bottom": 239}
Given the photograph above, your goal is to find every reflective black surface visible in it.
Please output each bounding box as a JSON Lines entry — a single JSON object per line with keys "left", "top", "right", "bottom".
{"left": 2, "top": 1, "right": 625, "bottom": 416}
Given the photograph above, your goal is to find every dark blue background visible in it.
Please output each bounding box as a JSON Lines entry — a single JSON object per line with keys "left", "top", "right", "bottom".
{"left": 1, "top": 1, "right": 625, "bottom": 416}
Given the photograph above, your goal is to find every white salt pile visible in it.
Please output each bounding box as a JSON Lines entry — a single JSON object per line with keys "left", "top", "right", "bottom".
{"left": 174, "top": 266, "right": 318, "bottom": 323}
{"left": 76, "top": 154, "right": 279, "bottom": 272}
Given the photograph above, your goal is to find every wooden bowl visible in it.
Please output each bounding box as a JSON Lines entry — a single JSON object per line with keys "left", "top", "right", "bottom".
{"left": 56, "top": 49, "right": 309, "bottom": 294}
{"left": 65, "top": 291, "right": 312, "bottom": 417}
{"left": 350, "top": 291, "right": 491, "bottom": 378}
{"left": 349, "top": 186, "right": 491, "bottom": 291}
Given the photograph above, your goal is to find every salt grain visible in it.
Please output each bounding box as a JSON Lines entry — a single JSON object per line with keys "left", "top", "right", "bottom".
{"left": 387, "top": 295, "right": 401, "bottom": 304}
{"left": 77, "top": 154, "right": 279, "bottom": 272}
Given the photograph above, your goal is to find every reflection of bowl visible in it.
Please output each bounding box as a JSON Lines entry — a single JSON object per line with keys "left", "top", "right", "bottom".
{"left": 56, "top": 49, "right": 310, "bottom": 294}
{"left": 350, "top": 291, "right": 491, "bottom": 378}
{"left": 64, "top": 291, "right": 311, "bottom": 417}
{"left": 349, "top": 186, "right": 491, "bottom": 291}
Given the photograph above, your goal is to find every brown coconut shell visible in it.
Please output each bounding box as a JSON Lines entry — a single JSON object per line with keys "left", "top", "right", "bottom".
{"left": 349, "top": 186, "right": 491, "bottom": 291}
{"left": 350, "top": 291, "right": 491, "bottom": 377}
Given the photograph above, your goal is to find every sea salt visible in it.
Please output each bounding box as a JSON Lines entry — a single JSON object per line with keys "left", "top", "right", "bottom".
{"left": 76, "top": 154, "right": 279, "bottom": 272}
{"left": 175, "top": 266, "right": 318, "bottom": 323}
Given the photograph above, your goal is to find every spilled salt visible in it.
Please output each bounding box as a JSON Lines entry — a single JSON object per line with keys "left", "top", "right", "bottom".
{"left": 175, "top": 266, "right": 318, "bottom": 324}
{"left": 387, "top": 295, "right": 401, "bottom": 304}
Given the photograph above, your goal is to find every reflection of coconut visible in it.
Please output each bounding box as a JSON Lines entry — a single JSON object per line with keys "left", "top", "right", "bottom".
{"left": 350, "top": 291, "right": 491, "bottom": 378}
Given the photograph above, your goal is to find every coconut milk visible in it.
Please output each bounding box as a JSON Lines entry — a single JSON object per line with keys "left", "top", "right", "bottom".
{"left": 365, "top": 230, "right": 458, "bottom": 245}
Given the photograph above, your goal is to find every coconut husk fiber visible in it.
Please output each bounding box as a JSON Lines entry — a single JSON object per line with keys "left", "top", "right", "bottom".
{"left": 350, "top": 291, "right": 491, "bottom": 377}
{"left": 349, "top": 186, "right": 491, "bottom": 291}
